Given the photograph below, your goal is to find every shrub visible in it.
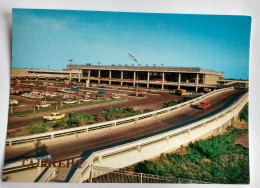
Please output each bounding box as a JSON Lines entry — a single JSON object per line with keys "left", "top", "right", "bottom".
{"left": 70, "top": 113, "right": 95, "bottom": 126}
{"left": 143, "top": 109, "right": 154, "bottom": 113}
{"left": 239, "top": 105, "right": 248, "bottom": 122}
{"left": 28, "top": 121, "right": 48, "bottom": 134}
{"left": 95, "top": 112, "right": 106, "bottom": 123}
{"left": 167, "top": 102, "right": 178, "bottom": 107}
{"left": 52, "top": 115, "right": 70, "bottom": 130}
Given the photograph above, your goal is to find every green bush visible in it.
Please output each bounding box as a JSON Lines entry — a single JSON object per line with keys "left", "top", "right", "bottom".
{"left": 239, "top": 105, "right": 248, "bottom": 122}
{"left": 95, "top": 112, "right": 106, "bottom": 123}
{"left": 52, "top": 115, "right": 70, "bottom": 130}
{"left": 28, "top": 121, "right": 48, "bottom": 134}
{"left": 167, "top": 102, "right": 178, "bottom": 107}
{"left": 70, "top": 113, "right": 95, "bottom": 126}
{"left": 143, "top": 109, "right": 154, "bottom": 113}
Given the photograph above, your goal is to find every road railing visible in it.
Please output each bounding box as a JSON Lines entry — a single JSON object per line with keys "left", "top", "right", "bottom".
{"left": 6, "top": 87, "right": 234, "bottom": 146}
{"left": 69, "top": 91, "right": 248, "bottom": 183}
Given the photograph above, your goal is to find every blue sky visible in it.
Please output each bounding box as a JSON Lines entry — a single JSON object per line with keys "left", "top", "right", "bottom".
{"left": 12, "top": 9, "right": 251, "bottom": 79}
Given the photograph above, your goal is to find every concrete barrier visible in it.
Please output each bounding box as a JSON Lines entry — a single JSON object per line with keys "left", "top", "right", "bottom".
{"left": 69, "top": 91, "right": 248, "bottom": 183}
{"left": 6, "top": 87, "right": 233, "bottom": 146}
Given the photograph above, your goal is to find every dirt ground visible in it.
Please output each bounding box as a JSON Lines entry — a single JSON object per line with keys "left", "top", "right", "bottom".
{"left": 9, "top": 92, "right": 182, "bottom": 113}
{"left": 9, "top": 95, "right": 36, "bottom": 111}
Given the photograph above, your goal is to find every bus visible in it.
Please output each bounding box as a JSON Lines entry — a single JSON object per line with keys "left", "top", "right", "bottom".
{"left": 175, "top": 89, "right": 187, "bottom": 96}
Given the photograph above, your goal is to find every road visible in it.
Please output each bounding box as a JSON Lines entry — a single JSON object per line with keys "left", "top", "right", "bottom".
{"left": 8, "top": 92, "right": 181, "bottom": 130}
{"left": 4, "top": 89, "right": 246, "bottom": 163}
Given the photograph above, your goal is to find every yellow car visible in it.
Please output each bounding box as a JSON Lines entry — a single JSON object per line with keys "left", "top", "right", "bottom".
{"left": 43, "top": 113, "right": 65, "bottom": 121}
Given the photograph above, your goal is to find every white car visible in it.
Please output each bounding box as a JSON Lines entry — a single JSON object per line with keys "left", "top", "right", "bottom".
{"left": 86, "top": 92, "right": 91, "bottom": 95}
{"left": 9, "top": 99, "right": 18, "bottom": 106}
{"left": 63, "top": 95, "right": 72, "bottom": 99}
{"left": 21, "top": 93, "right": 30, "bottom": 98}
{"left": 80, "top": 98, "right": 92, "bottom": 102}
{"left": 63, "top": 99, "right": 77, "bottom": 104}
{"left": 36, "top": 102, "right": 51, "bottom": 108}
{"left": 112, "top": 95, "right": 120, "bottom": 99}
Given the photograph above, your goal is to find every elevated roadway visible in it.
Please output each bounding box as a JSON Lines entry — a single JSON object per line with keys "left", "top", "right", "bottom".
{"left": 4, "top": 88, "right": 246, "bottom": 163}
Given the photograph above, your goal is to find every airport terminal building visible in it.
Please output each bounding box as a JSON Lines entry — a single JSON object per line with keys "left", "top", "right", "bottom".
{"left": 11, "top": 65, "right": 227, "bottom": 92}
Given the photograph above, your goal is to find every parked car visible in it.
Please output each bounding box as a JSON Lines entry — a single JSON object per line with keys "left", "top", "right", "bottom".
{"left": 43, "top": 113, "right": 65, "bottom": 121}
{"left": 197, "top": 102, "right": 211, "bottom": 110}
{"left": 9, "top": 99, "right": 18, "bottom": 106}
{"left": 112, "top": 95, "right": 120, "bottom": 99}
{"left": 63, "top": 95, "right": 72, "bottom": 99}
{"left": 80, "top": 98, "right": 92, "bottom": 102}
{"left": 98, "top": 90, "right": 106, "bottom": 94}
{"left": 36, "top": 102, "right": 51, "bottom": 108}
{"left": 63, "top": 99, "right": 77, "bottom": 104}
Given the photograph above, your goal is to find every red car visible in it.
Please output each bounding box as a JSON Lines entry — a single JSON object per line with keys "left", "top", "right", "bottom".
{"left": 197, "top": 102, "right": 211, "bottom": 110}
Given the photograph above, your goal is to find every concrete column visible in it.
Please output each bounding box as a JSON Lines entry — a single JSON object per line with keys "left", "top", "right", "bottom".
{"left": 78, "top": 69, "right": 81, "bottom": 82}
{"left": 69, "top": 72, "right": 72, "bottom": 81}
{"left": 120, "top": 71, "right": 123, "bottom": 85}
{"left": 109, "top": 70, "right": 111, "bottom": 85}
{"left": 133, "top": 71, "right": 136, "bottom": 86}
{"left": 147, "top": 72, "right": 150, "bottom": 88}
{"left": 162, "top": 72, "right": 165, "bottom": 90}
{"left": 98, "top": 70, "right": 101, "bottom": 84}
{"left": 195, "top": 73, "right": 199, "bottom": 92}
{"left": 88, "top": 70, "right": 90, "bottom": 79}
{"left": 178, "top": 73, "right": 181, "bottom": 89}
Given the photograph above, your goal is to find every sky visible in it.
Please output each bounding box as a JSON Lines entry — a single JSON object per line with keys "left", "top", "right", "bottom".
{"left": 12, "top": 9, "right": 251, "bottom": 79}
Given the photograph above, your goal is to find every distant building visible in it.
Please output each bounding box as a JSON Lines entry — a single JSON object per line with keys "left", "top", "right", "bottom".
{"left": 11, "top": 65, "right": 229, "bottom": 91}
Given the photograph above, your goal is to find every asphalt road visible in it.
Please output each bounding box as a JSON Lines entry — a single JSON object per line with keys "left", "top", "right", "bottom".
{"left": 4, "top": 89, "right": 246, "bottom": 163}
{"left": 8, "top": 92, "right": 181, "bottom": 130}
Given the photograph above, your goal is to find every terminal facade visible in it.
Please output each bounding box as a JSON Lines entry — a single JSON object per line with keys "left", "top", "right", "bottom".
{"left": 11, "top": 65, "right": 230, "bottom": 92}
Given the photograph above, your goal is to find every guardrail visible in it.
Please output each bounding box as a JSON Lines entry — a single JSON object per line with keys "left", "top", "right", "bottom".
{"left": 69, "top": 90, "right": 248, "bottom": 183}
{"left": 6, "top": 87, "right": 233, "bottom": 146}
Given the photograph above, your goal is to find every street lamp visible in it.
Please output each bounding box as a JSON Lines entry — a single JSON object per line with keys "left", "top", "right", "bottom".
{"left": 128, "top": 53, "right": 139, "bottom": 96}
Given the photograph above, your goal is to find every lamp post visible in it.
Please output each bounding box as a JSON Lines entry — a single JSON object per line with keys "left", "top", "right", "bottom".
{"left": 128, "top": 53, "right": 139, "bottom": 96}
